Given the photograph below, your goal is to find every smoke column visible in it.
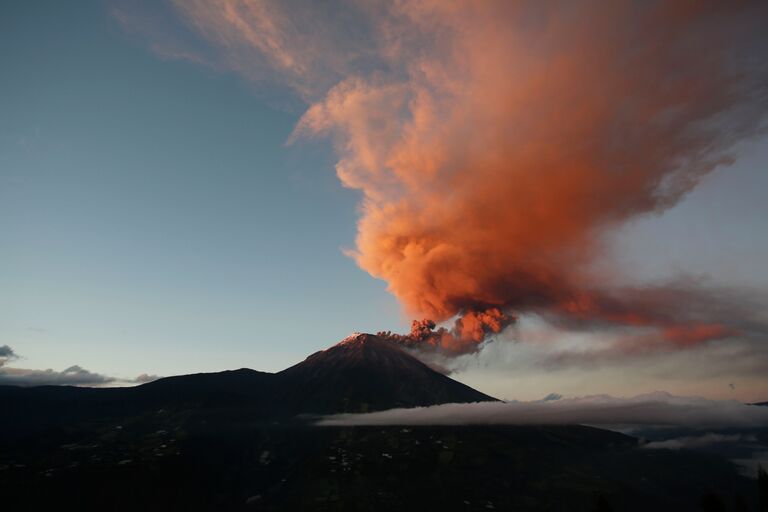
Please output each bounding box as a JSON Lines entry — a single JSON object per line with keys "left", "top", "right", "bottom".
{"left": 168, "top": 0, "right": 768, "bottom": 354}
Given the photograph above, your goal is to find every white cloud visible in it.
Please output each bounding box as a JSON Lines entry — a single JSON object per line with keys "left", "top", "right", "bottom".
{"left": 317, "top": 392, "right": 768, "bottom": 429}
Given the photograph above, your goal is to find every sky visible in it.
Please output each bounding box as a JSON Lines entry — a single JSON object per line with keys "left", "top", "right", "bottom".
{"left": 2, "top": 0, "right": 767, "bottom": 401}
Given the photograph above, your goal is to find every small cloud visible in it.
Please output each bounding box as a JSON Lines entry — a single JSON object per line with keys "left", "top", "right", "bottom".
{"left": 0, "top": 345, "right": 18, "bottom": 367}
{"left": 133, "top": 373, "right": 161, "bottom": 384}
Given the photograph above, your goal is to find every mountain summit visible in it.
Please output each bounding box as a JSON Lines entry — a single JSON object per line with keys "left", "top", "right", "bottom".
{"left": 274, "top": 332, "right": 497, "bottom": 414}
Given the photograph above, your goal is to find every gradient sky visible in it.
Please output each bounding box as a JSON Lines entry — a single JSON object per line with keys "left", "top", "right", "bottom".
{"left": 2, "top": 1, "right": 767, "bottom": 401}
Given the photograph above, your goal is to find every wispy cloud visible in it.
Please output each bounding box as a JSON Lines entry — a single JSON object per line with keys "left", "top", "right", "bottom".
{"left": 112, "top": 0, "right": 381, "bottom": 102}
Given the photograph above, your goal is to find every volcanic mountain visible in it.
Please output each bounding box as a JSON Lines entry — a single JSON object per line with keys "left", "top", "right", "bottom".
{"left": 0, "top": 333, "right": 495, "bottom": 433}
{"left": 273, "top": 332, "right": 496, "bottom": 414}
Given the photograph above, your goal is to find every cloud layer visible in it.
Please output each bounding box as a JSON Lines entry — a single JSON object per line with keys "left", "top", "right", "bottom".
{"left": 643, "top": 433, "right": 756, "bottom": 450}
{"left": 317, "top": 392, "right": 768, "bottom": 429}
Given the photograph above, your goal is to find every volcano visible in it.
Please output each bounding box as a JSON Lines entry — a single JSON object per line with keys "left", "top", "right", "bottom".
{"left": 273, "top": 332, "right": 496, "bottom": 414}
{"left": 0, "top": 333, "right": 496, "bottom": 431}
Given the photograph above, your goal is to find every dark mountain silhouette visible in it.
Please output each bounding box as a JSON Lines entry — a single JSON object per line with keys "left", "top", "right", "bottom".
{"left": 0, "top": 333, "right": 762, "bottom": 511}
{"left": 0, "top": 333, "right": 494, "bottom": 433}
{"left": 136, "top": 367, "right": 274, "bottom": 407}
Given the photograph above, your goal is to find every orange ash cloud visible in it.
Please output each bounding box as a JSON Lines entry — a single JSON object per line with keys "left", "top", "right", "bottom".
{"left": 295, "top": 2, "right": 767, "bottom": 352}
{"left": 165, "top": 1, "right": 768, "bottom": 354}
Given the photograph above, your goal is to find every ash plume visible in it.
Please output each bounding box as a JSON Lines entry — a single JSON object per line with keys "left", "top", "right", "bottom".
{"left": 142, "top": 1, "right": 768, "bottom": 354}
{"left": 378, "top": 309, "right": 515, "bottom": 355}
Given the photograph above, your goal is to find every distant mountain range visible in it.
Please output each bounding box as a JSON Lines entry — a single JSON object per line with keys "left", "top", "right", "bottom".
{"left": 0, "top": 333, "right": 494, "bottom": 434}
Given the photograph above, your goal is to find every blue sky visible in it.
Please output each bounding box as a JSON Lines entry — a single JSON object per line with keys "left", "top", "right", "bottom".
{"left": 2, "top": 1, "right": 767, "bottom": 400}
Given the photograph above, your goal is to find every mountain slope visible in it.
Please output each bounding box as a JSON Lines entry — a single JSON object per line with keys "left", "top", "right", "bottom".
{"left": 135, "top": 368, "right": 273, "bottom": 407}
{"left": 274, "top": 332, "right": 497, "bottom": 414}
{"left": 0, "top": 368, "right": 274, "bottom": 434}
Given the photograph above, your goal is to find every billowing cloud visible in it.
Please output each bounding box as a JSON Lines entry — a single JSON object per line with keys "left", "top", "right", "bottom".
{"left": 317, "top": 392, "right": 768, "bottom": 428}
{"left": 291, "top": 1, "right": 768, "bottom": 354}
{"left": 128, "top": 1, "right": 768, "bottom": 355}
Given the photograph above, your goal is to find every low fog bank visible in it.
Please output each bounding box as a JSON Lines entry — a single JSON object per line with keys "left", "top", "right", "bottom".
{"left": 317, "top": 392, "right": 768, "bottom": 428}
